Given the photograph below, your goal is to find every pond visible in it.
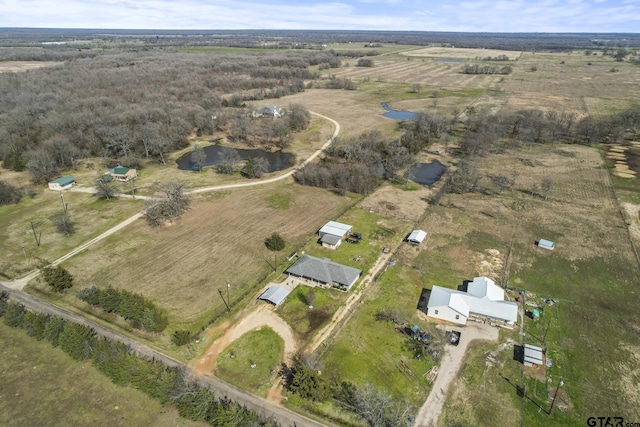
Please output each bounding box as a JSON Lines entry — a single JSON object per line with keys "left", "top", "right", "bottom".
{"left": 176, "top": 145, "right": 292, "bottom": 172}
{"left": 408, "top": 160, "right": 446, "bottom": 185}
{"left": 381, "top": 102, "right": 419, "bottom": 121}
{"left": 434, "top": 57, "right": 465, "bottom": 63}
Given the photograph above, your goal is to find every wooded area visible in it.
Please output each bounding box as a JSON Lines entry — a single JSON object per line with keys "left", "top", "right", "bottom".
{"left": 0, "top": 49, "right": 335, "bottom": 182}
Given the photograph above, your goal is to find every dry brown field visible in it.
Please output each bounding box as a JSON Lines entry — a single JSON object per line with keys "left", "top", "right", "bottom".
{"left": 402, "top": 46, "right": 522, "bottom": 60}
{"left": 54, "top": 181, "right": 358, "bottom": 330}
{"left": 0, "top": 60, "right": 61, "bottom": 72}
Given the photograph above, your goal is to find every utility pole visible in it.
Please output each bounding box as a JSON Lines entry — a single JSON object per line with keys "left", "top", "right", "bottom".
{"left": 60, "top": 191, "right": 68, "bottom": 214}
{"left": 218, "top": 288, "right": 230, "bottom": 312}
{"left": 226, "top": 281, "right": 231, "bottom": 309}
{"left": 30, "top": 221, "right": 41, "bottom": 247}
{"left": 129, "top": 179, "right": 136, "bottom": 199}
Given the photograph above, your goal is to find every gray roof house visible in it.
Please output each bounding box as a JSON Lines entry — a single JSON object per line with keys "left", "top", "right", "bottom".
{"left": 285, "top": 254, "right": 361, "bottom": 291}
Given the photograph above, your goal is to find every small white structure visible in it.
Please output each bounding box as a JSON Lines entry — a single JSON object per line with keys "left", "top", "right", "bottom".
{"left": 48, "top": 176, "right": 75, "bottom": 191}
{"left": 426, "top": 276, "right": 518, "bottom": 328}
{"left": 318, "top": 221, "right": 352, "bottom": 250}
{"left": 251, "top": 105, "right": 284, "bottom": 118}
{"left": 537, "top": 239, "right": 555, "bottom": 250}
{"left": 524, "top": 344, "right": 544, "bottom": 367}
{"left": 407, "top": 229, "right": 427, "bottom": 245}
{"left": 258, "top": 286, "right": 291, "bottom": 306}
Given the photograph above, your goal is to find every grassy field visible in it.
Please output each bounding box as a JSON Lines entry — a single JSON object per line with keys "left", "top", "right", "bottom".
{"left": 0, "top": 322, "right": 205, "bottom": 427}
{"left": 32, "top": 182, "right": 358, "bottom": 336}
{"left": 215, "top": 328, "right": 284, "bottom": 397}
{"left": 0, "top": 189, "right": 142, "bottom": 279}
{"left": 414, "top": 143, "right": 640, "bottom": 425}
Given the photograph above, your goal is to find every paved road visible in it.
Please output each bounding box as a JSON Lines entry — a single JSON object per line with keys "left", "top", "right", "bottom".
{"left": 0, "top": 283, "right": 327, "bottom": 427}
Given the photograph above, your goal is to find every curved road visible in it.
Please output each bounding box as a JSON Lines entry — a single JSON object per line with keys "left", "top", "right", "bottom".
{"left": 0, "top": 111, "right": 340, "bottom": 426}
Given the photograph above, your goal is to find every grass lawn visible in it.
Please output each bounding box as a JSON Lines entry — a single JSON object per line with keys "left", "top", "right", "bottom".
{"left": 215, "top": 328, "right": 284, "bottom": 397}
{"left": 0, "top": 189, "right": 142, "bottom": 279}
{"left": 0, "top": 322, "right": 205, "bottom": 427}
{"left": 277, "top": 285, "right": 347, "bottom": 346}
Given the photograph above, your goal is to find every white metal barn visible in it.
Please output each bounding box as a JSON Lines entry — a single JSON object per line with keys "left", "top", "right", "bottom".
{"left": 407, "top": 229, "right": 427, "bottom": 245}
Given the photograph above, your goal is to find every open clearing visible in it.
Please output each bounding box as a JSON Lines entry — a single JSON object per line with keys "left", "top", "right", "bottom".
{"left": 52, "top": 181, "right": 358, "bottom": 331}
{"left": 402, "top": 47, "right": 522, "bottom": 60}
{"left": 0, "top": 323, "right": 204, "bottom": 427}
{"left": 0, "top": 61, "right": 61, "bottom": 72}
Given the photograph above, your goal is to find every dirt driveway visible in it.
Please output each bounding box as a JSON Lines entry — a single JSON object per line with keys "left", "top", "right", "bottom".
{"left": 414, "top": 322, "right": 500, "bottom": 427}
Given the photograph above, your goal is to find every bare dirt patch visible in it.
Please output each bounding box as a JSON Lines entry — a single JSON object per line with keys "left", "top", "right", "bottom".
{"left": 402, "top": 47, "right": 522, "bottom": 61}
{"left": 358, "top": 183, "right": 433, "bottom": 221}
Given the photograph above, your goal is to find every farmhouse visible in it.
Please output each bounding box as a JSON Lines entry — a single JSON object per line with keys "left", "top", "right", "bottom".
{"left": 48, "top": 176, "right": 75, "bottom": 191}
{"left": 107, "top": 165, "right": 137, "bottom": 182}
{"left": 407, "top": 229, "right": 427, "bottom": 245}
{"left": 258, "top": 286, "right": 291, "bottom": 306}
{"left": 251, "top": 105, "right": 284, "bottom": 118}
{"left": 318, "top": 220, "right": 353, "bottom": 250}
{"left": 285, "top": 254, "right": 361, "bottom": 291}
{"left": 424, "top": 276, "right": 518, "bottom": 327}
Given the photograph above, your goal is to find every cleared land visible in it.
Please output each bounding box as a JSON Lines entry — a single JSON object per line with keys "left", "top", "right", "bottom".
{"left": 0, "top": 322, "right": 205, "bottom": 427}
{"left": 47, "top": 181, "right": 358, "bottom": 332}
{"left": 402, "top": 47, "right": 522, "bottom": 60}
{"left": 0, "top": 61, "right": 61, "bottom": 72}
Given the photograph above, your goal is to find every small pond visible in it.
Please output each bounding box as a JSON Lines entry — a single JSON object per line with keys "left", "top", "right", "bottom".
{"left": 434, "top": 57, "right": 465, "bottom": 63}
{"left": 408, "top": 160, "right": 446, "bottom": 185}
{"left": 176, "top": 145, "right": 292, "bottom": 172}
{"left": 381, "top": 102, "right": 419, "bottom": 121}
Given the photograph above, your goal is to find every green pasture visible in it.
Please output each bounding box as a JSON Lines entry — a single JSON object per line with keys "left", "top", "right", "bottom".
{"left": 0, "top": 322, "right": 204, "bottom": 427}
{"left": 215, "top": 328, "right": 284, "bottom": 397}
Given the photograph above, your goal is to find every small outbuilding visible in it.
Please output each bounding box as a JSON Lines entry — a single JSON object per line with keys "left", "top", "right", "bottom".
{"left": 108, "top": 165, "right": 137, "bottom": 182}
{"left": 48, "top": 176, "right": 75, "bottom": 191}
{"left": 318, "top": 221, "right": 353, "bottom": 250}
{"left": 537, "top": 239, "right": 555, "bottom": 250}
{"left": 523, "top": 344, "right": 544, "bottom": 367}
{"left": 258, "top": 286, "right": 291, "bottom": 306}
{"left": 407, "top": 229, "right": 427, "bottom": 245}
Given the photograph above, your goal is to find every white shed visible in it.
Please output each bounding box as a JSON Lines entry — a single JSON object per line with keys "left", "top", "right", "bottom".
{"left": 537, "top": 239, "right": 555, "bottom": 250}
{"left": 48, "top": 176, "right": 75, "bottom": 191}
{"left": 407, "top": 229, "right": 427, "bottom": 245}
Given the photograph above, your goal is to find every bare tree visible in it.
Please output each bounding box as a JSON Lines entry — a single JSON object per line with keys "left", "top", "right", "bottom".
{"left": 144, "top": 180, "right": 190, "bottom": 226}
{"left": 95, "top": 178, "right": 118, "bottom": 200}
{"left": 191, "top": 144, "right": 207, "bottom": 171}
{"left": 216, "top": 147, "right": 240, "bottom": 174}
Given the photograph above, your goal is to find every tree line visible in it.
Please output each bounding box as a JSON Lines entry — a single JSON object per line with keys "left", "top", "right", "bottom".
{"left": 78, "top": 285, "right": 169, "bottom": 333}
{"left": 0, "top": 293, "right": 278, "bottom": 426}
{"left": 463, "top": 64, "right": 513, "bottom": 74}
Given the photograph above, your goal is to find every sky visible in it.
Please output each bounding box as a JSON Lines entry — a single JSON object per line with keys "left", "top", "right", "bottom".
{"left": 1, "top": 0, "right": 639, "bottom": 32}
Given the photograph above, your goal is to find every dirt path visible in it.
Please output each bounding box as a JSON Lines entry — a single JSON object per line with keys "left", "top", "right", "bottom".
{"left": 306, "top": 251, "right": 393, "bottom": 354}
{"left": 194, "top": 303, "right": 298, "bottom": 373}
{"left": 414, "top": 323, "right": 500, "bottom": 427}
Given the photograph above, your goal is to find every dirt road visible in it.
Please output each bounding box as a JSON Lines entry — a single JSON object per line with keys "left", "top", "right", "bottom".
{"left": 194, "top": 302, "right": 298, "bottom": 373}
{"left": 414, "top": 323, "right": 500, "bottom": 427}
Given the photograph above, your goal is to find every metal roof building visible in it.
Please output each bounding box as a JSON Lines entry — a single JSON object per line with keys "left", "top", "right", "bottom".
{"left": 258, "top": 286, "right": 291, "bottom": 306}
{"left": 407, "top": 229, "right": 427, "bottom": 245}
{"left": 285, "top": 254, "right": 361, "bottom": 291}
{"left": 524, "top": 344, "right": 544, "bottom": 366}
{"left": 318, "top": 221, "right": 352, "bottom": 239}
